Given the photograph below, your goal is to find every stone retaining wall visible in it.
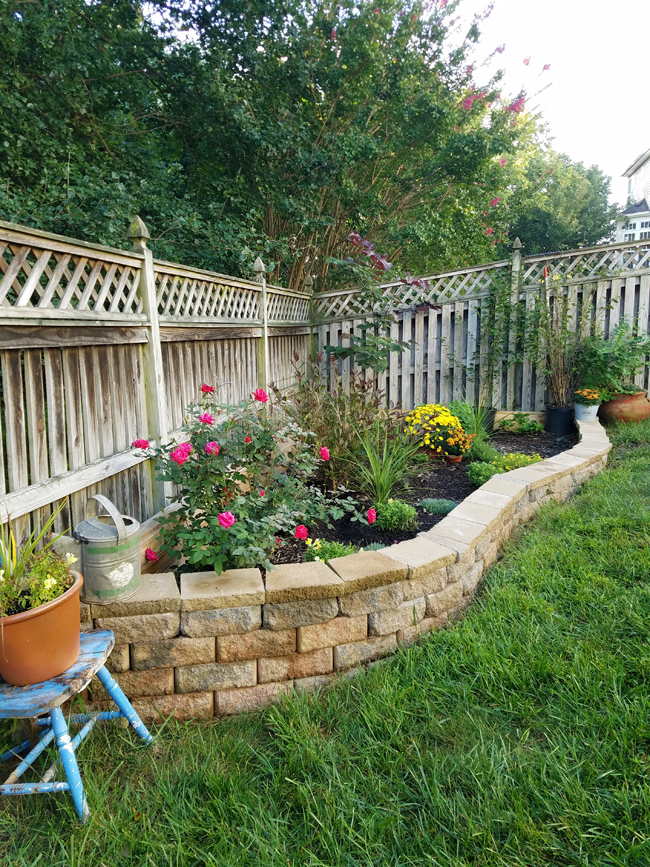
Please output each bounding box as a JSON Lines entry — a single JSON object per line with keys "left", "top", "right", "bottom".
{"left": 84, "top": 419, "right": 611, "bottom": 722}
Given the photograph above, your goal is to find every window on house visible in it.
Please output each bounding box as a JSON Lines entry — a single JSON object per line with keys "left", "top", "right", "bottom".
{"left": 628, "top": 223, "right": 637, "bottom": 230}
{"left": 641, "top": 221, "right": 650, "bottom": 228}
{"left": 641, "top": 231, "right": 650, "bottom": 239}
{"left": 624, "top": 233, "right": 636, "bottom": 241}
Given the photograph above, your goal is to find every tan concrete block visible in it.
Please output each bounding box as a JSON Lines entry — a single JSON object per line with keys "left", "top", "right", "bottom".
{"left": 131, "top": 636, "right": 215, "bottom": 670}
{"left": 180, "top": 605, "right": 261, "bottom": 637}
{"left": 402, "top": 567, "right": 448, "bottom": 601}
{"left": 263, "top": 598, "right": 338, "bottom": 630}
{"left": 377, "top": 536, "right": 456, "bottom": 580}
{"left": 397, "top": 614, "right": 447, "bottom": 647}
{"left": 129, "top": 691, "right": 213, "bottom": 722}
{"left": 91, "top": 573, "right": 180, "bottom": 618}
{"left": 216, "top": 682, "right": 293, "bottom": 716}
{"left": 448, "top": 501, "right": 503, "bottom": 531}
{"left": 506, "top": 464, "right": 563, "bottom": 489}
{"left": 474, "top": 534, "right": 493, "bottom": 559}
{"left": 421, "top": 533, "right": 470, "bottom": 562}
{"left": 180, "top": 569, "right": 264, "bottom": 611}
{"left": 175, "top": 660, "right": 257, "bottom": 693}
{"left": 217, "top": 628, "right": 296, "bottom": 662}
{"left": 462, "top": 561, "right": 483, "bottom": 596}
{"left": 297, "top": 615, "right": 367, "bottom": 653}
{"left": 337, "top": 583, "right": 403, "bottom": 617}
{"left": 265, "top": 561, "right": 344, "bottom": 603}
{"left": 333, "top": 634, "right": 397, "bottom": 670}
{"left": 257, "top": 647, "right": 333, "bottom": 683}
{"left": 483, "top": 543, "right": 499, "bottom": 570}
{"left": 368, "top": 597, "right": 426, "bottom": 636}
{"left": 328, "top": 551, "right": 407, "bottom": 594}
{"left": 114, "top": 667, "right": 174, "bottom": 697}
{"left": 479, "top": 475, "right": 529, "bottom": 499}
{"left": 293, "top": 674, "right": 330, "bottom": 694}
{"left": 424, "top": 516, "right": 488, "bottom": 547}
{"left": 105, "top": 644, "right": 130, "bottom": 673}
{"left": 95, "top": 612, "right": 179, "bottom": 644}
{"left": 464, "top": 489, "right": 514, "bottom": 513}
{"left": 426, "top": 582, "right": 463, "bottom": 617}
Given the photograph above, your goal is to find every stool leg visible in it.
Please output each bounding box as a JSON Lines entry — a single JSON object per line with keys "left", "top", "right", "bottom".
{"left": 95, "top": 666, "right": 153, "bottom": 743}
{"left": 49, "top": 707, "right": 89, "bottom": 823}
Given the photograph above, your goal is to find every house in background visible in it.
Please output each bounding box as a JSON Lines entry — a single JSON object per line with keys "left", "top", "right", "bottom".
{"left": 615, "top": 148, "right": 650, "bottom": 242}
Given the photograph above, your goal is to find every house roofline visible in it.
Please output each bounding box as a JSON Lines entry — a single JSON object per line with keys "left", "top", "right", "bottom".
{"left": 623, "top": 148, "right": 650, "bottom": 177}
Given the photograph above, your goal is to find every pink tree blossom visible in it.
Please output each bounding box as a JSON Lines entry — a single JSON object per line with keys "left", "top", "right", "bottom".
{"left": 500, "top": 158, "right": 507, "bottom": 167}
{"left": 523, "top": 56, "right": 530, "bottom": 66}
{"left": 486, "top": 227, "right": 494, "bottom": 236}
{"left": 490, "top": 197, "right": 499, "bottom": 207}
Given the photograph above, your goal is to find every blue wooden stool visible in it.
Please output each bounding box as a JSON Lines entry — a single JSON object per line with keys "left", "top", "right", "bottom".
{"left": 0, "top": 629, "right": 152, "bottom": 822}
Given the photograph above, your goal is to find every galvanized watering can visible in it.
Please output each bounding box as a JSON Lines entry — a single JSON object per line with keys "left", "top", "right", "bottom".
{"left": 74, "top": 495, "right": 141, "bottom": 605}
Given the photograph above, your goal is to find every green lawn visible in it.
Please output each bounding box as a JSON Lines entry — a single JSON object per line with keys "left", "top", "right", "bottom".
{"left": 2, "top": 432, "right": 650, "bottom": 866}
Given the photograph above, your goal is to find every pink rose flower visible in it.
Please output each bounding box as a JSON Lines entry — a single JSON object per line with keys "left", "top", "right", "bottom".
{"left": 218, "top": 511, "right": 236, "bottom": 529}
{"left": 245, "top": 436, "right": 252, "bottom": 444}
{"left": 170, "top": 443, "right": 191, "bottom": 465}
{"left": 205, "top": 441, "right": 220, "bottom": 455}
{"left": 131, "top": 439, "right": 150, "bottom": 449}
{"left": 253, "top": 388, "right": 269, "bottom": 403}
{"left": 276, "top": 537, "right": 282, "bottom": 546}
{"left": 294, "top": 525, "right": 308, "bottom": 540}
{"left": 368, "top": 508, "right": 377, "bottom": 525}
{"left": 260, "top": 490, "right": 266, "bottom": 497}
{"left": 200, "top": 384, "right": 215, "bottom": 393}
{"left": 145, "top": 548, "right": 159, "bottom": 562}
{"left": 319, "top": 446, "right": 330, "bottom": 461}
{"left": 199, "top": 413, "right": 215, "bottom": 425}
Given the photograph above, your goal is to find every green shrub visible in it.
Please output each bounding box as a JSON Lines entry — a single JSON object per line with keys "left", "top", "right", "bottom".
{"left": 304, "top": 538, "right": 357, "bottom": 562}
{"left": 467, "top": 452, "right": 542, "bottom": 486}
{"left": 498, "top": 412, "right": 544, "bottom": 434}
{"left": 375, "top": 499, "right": 418, "bottom": 531}
{"left": 467, "top": 439, "right": 499, "bottom": 463}
{"left": 420, "top": 498, "right": 457, "bottom": 515}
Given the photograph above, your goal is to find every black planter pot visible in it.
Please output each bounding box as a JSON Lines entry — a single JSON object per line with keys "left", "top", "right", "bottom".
{"left": 484, "top": 408, "right": 497, "bottom": 434}
{"left": 545, "top": 404, "right": 575, "bottom": 435}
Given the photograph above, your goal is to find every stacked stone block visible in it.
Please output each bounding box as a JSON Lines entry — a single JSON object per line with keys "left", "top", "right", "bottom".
{"left": 84, "top": 419, "right": 611, "bottom": 722}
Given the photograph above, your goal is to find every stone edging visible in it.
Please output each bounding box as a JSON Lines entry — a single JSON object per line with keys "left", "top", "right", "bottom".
{"left": 84, "top": 419, "right": 611, "bottom": 722}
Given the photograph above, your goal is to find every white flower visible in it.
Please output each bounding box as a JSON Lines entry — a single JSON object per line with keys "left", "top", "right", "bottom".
{"left": 65, "top": 552, "right": 77, "bottom": 566}
{"left": 44, "top": 576, "right": 57, "bottom": 590}
{"left": 0, "top": 569, "right": 4, "bottom": 584}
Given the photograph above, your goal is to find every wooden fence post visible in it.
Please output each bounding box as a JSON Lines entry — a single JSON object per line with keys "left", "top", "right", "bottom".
{"left": 505, "top": 237, "right": 523, "bottom": 410}
{"left": 253, "top": 257, "right": 269, "bottom": 390}
{"left": 305, "top": 274, "right": 320, "bottom": 362}
{"left": 129, "top": 216, "right": 169, "bottom": 513}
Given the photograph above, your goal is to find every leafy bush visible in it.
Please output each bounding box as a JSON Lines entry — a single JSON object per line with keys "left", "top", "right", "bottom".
{"left": 575, "top": 321, "right": 650, "bottom": 397}
{"left": 467, "top": 439, "right": 500, "bottom": 463}
{"left": 498, "top": 412, "right": 544, "bottom": 434}
{"left": 304, "top": 538, "right": 357, "bottom": 562}
{"left": 420, "top": 498, "right": 457, "bottom": 515}
{"left": 468, "top": 452, "right": 542, "bottom": 486}
{"left": 141, "top": 386, "right": 357, "bottom": 574}
{"left": 375, "top": 499, "right": 418, "bottom": 532}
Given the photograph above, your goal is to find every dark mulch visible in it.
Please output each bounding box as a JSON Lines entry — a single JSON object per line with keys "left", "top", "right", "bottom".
{"left": 271, "top": 428, "right": 579, "bottom": 565}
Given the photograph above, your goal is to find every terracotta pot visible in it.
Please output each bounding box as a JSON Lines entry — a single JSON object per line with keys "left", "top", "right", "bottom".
{"left": 598, "top": 391, "right": 650, "bottom": 424}
{"left": 0, "top": 572, "right": 82, "bottom": 686}
{"left": 445, "top": 455, "right": 463, "bottom": 464}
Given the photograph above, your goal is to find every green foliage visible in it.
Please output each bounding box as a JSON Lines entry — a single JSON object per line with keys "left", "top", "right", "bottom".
{"left": 448, "top": 399, "right": 494, "bottom": 442}
{"left": 575, "top": 321, "right": 650, "bottom": 398}
{"left": 420, "top": 498, "right": 457, "bottom": 516}
{"left": 360, "top": 541, "right": 386, "bottom": 551}
{"left": 498, "top": 412, "right": 544, "bottom": 434}
{"left": 344, "top": 419, "right": 420, "bottom": 505}
{"left": 466, "top": 439, "right": 500, "bottom": 463}
{"left": 375, "top": 499, "right": 417, "bottom": 532}
{"left": 467, "top": 451, "right": 542, "bottom": 486}
{"left": 304, "top": 539, "right": 357, "bottom": 563}
{"left": 149, "top": 388, "right": 357, "bottom": 574}
{"left": 606, "top": 417, "right": 650, "bottom": 448}
{"left": 0, "top": 503, "right": 73, "bottom": 616}
{"left": 277, "top": 357, "right": 384, "bottom": 490}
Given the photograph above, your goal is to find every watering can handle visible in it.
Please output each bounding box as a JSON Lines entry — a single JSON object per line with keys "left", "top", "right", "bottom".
{"left": 86, "top": 495, "right": 127, "bottom": 545}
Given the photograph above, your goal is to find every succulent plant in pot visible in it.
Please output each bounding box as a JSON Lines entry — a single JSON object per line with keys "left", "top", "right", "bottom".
{"left": 0, "top": 505, "right": 82, "bottom": 686}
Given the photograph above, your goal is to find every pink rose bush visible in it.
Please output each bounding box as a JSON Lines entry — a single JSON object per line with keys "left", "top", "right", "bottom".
{"left": 131, "top": 438, "right": 150, "bottom": 449}
{"left": 141, "top": 381, "right": 359, "bottom": 575}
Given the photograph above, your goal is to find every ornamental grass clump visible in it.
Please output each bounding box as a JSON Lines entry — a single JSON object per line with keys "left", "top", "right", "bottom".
{"left": 135, "top": 385, "right": 358, "bottom": 574}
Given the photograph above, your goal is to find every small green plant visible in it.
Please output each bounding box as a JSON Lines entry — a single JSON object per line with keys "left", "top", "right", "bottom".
{"left": 467, "top": 440, "right": 500, "bottom": 463}
{"left": 420, "top": 498, "right": 457, "bottom": 515}
{"left": 498, "top": 412, "right": 544, "bottom": 434}
{"left": 375, "top": 499, "right": 417, "bottom": 531}
{"left": 304, "top": 538, "right": 357, "bottom": 562}
{"left": 345, "top": 419, "right": 420, "bottom": 504}
{"left": 448, "top": 399, "right": 494, "bottom": 442}
{"left": 360, "top": 542, "right": 386, "bottom": 551}
{"left": 467, "top": 452, "right": 542, "bottom": 485}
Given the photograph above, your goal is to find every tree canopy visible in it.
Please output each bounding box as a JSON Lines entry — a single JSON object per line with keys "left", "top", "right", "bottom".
{"left": 0, "top": 0, "right": 618, "bottom": 287}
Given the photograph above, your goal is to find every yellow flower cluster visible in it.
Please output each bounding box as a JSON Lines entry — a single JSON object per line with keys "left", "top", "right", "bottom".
{"left": 405, "top": 403, "right": 476, "bottom": 455}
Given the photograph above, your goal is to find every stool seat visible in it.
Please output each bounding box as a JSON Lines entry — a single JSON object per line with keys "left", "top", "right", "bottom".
{"left": 0, "top": 630, "right": 116, "bottom": 719}
{"left": 0, "top": 627, "right": 152, "bottom": 822}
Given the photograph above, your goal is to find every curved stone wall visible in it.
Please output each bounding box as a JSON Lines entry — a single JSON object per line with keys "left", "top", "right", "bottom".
{"left": 84, "top": 419, "right": 611, "bottom": 721}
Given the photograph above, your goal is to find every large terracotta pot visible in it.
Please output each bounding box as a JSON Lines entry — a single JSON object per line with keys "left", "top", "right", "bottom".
{"left": 0, "top": 572, "right": 82, "bottom": 686}
{"left": 598, "top": 391, "right": 650, "bottom": 424}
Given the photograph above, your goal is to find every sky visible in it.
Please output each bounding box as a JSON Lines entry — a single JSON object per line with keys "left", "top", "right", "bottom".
{"left": 457, "top": 0, "right": 650, "bottom": 206}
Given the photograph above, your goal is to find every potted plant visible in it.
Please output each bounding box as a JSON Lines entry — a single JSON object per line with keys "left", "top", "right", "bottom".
{"left": 0, "top": 507, "right": 82, "bottom": 686}
{"left": 572, "top": 388, "right": 601, "bottom": 422}
{"left": 574, "top": 322, "right": 650, "bottom": 423}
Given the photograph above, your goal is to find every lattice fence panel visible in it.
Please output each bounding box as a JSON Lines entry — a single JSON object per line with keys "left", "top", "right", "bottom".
{"left": 266, "top": 289, "right": 310, "bottom": 324}
{"left": 155, "top": 266, "right": 261, "bottom": 321}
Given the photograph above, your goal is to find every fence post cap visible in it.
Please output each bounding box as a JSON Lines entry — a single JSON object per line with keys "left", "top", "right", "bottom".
{"left": 512, "top": 236, "right": 523, "bottom": 250}
{"left": 129, "top": 215, "right": 150, "bottom": 251}
{"left": 253, "top": 257, "right": 266, "bottom": 283}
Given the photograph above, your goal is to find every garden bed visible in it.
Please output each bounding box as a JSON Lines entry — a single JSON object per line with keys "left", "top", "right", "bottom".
{"left": 271, "top": 428, "right": 579, "bottom": 564}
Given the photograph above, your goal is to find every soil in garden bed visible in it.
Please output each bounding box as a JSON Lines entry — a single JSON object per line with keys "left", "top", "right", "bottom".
{"left": 270, "top": 428, "right": 579, "bottom": 565}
